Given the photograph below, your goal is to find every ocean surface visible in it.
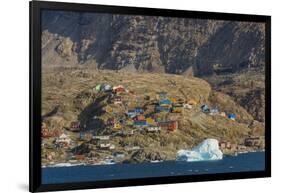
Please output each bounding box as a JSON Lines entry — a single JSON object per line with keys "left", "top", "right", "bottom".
{"left": 42, "top": 152, "right": 265, "bottom": 184}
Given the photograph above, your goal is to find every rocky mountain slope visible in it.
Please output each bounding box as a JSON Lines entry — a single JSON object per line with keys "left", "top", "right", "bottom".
{"left": 42, "top": 10, "right": 265, "bottom": 76}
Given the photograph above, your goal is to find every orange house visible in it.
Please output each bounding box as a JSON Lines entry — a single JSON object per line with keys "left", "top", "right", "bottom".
{"left": 133, "top": 114, "right": 146, "bottom": 121}
{"left": 158, "top": 121, "right": 178, "bottom": 132}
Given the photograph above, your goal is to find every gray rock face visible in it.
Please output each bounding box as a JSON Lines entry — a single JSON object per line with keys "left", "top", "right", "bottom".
{"left": 41, "top": 10, "right": 265, "bottom": 76}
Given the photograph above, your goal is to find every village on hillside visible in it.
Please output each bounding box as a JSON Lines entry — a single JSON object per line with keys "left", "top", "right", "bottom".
{"left": 41, "top": 80, "right": 265, "bottom": 167}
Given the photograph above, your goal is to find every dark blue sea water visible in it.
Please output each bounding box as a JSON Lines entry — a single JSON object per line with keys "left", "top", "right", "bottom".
{"left": 42, "top": 152, "right": 265, "bottom": 184}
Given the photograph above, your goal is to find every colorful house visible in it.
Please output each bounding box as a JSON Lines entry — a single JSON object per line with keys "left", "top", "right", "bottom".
{"left": 95, "top": 84, "right": 102, "bottom": 92}
{"left": 113, "top": 123, "right": 122, "bottom": 130}
{"left": 188, "top": 99, "right": 197, "bottom": 106}
{"left": 134, "top": 120, "right": 147, "bottom": 127}
{"left": 126, "top": 110, "right": 137, "bottom": 118}
{"left": 133, "top": 115, "right": 146, "bottom": 126}
{"left": 159, "top": 99, "right": 172, "bottom": 107}
{"left": 69, "top": 121, "right": 81, "bottom": 132}
{"left": 155, "top": 106, "right": 170, "bottom": 112}
{"left": 158, "top": 121, "right": 178, "bottom": 131}
{"left": 104, "top": 84, "right": 112, "bottom": 91}
{"left": 133, "top": 114, "right": 146, "bottom": 121}
{"left": 106, "top": 118, "right": 115, "bottom": 126}
{"left": 228, "top": 113, "right": 236, "bottom": 120}
{"left": 201, "top": 104, "right": 210, "bottom": 113}
{"left": 113, "top": 85, "right": 126, "bottom": 93}
{"left": 167, "top": 121, "right": 178, "bottom": 131}
{"left": 172, "top": 106, "right": 183, "bottom": 113}
{"left": 146, "top": 117, "right": 157, "bottom": 126}
{"left": 135, "top": 107, "right": 144, "bottom": 114}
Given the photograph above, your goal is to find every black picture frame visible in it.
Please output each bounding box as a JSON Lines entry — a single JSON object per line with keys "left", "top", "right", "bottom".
{"left": 29, "top": 1, "right": 271, "bottom": 192}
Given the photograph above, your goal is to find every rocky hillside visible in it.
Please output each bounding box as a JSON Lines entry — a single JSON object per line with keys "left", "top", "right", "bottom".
{"left": 42, "top": 10, "right": 265, "bottom": 76}
{"left": 42, "top": 67, "right": 263, "bottom": 163}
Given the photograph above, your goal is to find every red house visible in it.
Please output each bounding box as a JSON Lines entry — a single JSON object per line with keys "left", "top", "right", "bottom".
{"left": 69, "top": 121, "right": 81, "bottom": 132}
{"left": 168, "top": 121, "right": 178, "bottom": 131}
{"left": 113, "top": 85, "right": 126, "bottom": 93}
{"left": 158, "top": 121, "right": 178, "bottom": 132}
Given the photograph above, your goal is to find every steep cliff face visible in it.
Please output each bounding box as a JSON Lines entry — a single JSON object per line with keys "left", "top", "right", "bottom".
{"left": 195, "top": 22, "right": 265, "bottom": 76}
{"left": 42, "top": 10, "right": 265, "bottom": 76}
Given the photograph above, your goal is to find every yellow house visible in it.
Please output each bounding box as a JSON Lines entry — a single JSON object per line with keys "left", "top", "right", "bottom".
{"left": 172, "top": 106, "right": 183, "bottom": 113}
{"left": 146, "top": 117, "right": 156, "bottom": 126}
{"left": 113, "top": 123, "right": 122, "bottom": 130}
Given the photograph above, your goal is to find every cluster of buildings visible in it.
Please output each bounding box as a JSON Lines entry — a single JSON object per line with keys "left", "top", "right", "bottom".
{"left": 219, "top": 136, "right": 265, "bottom": 153}
{"left": 104, "top": 89, "right": 197, "bottom": 133}
{"left": 200, "top": 104, "right": 237, "bottom": 121}
{"left": 42, "top": 82, "right": 261, "bottom": 165}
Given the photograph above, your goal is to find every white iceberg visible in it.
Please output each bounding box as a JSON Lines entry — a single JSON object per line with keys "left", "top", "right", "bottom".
{"left": 176, "top": 139, "right": 223, "bottom": 162}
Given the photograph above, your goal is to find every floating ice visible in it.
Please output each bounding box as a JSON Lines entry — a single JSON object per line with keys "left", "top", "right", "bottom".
{"left": 176, "top": 139, "right": 223, "bottom": 162}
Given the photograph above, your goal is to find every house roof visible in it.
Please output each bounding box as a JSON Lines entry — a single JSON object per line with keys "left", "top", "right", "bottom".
{"left": 159, "top": 99, "right": 172, "bottom": 104}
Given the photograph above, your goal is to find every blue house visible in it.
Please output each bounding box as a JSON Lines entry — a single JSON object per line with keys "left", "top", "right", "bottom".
{"left": 127, "top": 110, "right": 137, "bottom": 118}
{"left": 228, "top": 113, "right": 236, "bottom": 120}
{"left": 159, "top": 99, "right": 172, "bottom": 107}
{"left": 155, "top": 106, "right": 171, "bottom": 112}
{"left": 135, "top": 107, "right": 144, "bottom": 114}
{"left": 134, "top": 120, "right": 147, "bottom": 127}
